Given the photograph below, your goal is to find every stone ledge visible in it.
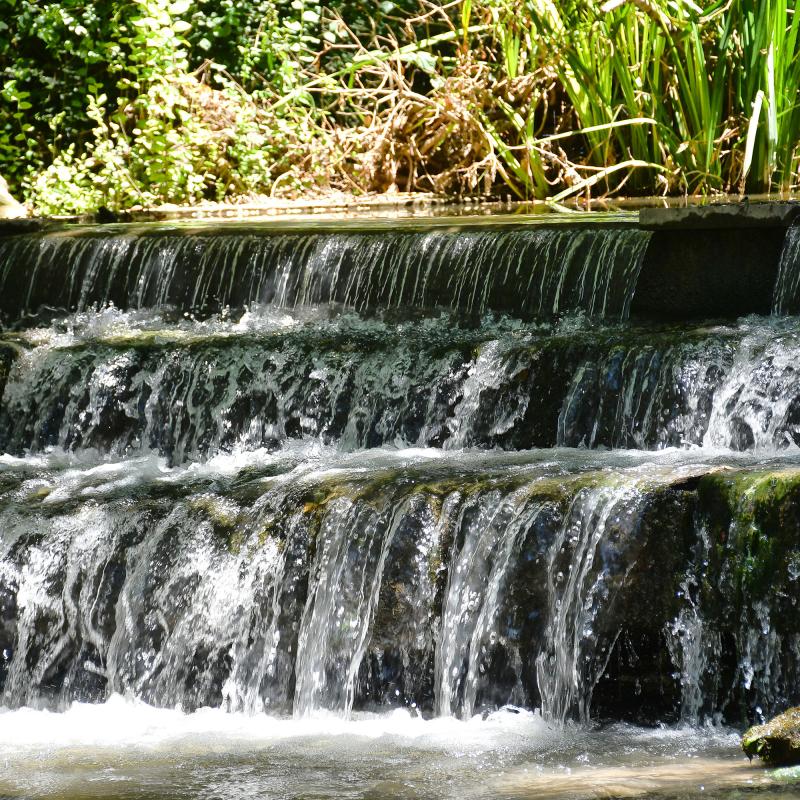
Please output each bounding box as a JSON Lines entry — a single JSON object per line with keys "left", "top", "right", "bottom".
{"left": 640, "top": 202, "right": 800, "bottom": 230}
{"left": 0, "top": 218, "right": 52, "bottom": 236}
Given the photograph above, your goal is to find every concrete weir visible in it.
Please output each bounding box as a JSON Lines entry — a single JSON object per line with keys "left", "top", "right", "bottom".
{"left": 4, "top": 199, "right": 800, "bottom": 743}
{"left": 635, "top": 202, "right": 800, "bottom": 319}
{"left": 0, "top": 201, "right": 799, "bottom": 323}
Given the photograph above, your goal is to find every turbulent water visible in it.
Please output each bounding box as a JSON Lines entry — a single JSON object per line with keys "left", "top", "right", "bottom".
{"left": 2, "top": 310, "right": 800, "bottom": 461}
{"left": 1, "top": 219, "right": 799, "bottom": 800}
{"left": 2, "top": 697, "right": 785, "bottom": 800}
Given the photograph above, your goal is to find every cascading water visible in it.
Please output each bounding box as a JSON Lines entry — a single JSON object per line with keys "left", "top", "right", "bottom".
{"left": 2, "top": 216, "right": 800, "bottom": 800}
{"left": 5, "top": 314, "right": 800, "bottom": 460}
{"left": 0, "top": 224, "right": 651, "bottom": 323}
{"left": 535, "top": 479, "right": 643, "bottom": 723}
{"left": 773, "top": 224, "right": 800, "bottom": 315}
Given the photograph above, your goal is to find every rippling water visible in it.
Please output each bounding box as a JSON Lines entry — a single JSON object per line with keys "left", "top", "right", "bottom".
{"left": 2, "top": 695, "right": 794, "bottom": 800}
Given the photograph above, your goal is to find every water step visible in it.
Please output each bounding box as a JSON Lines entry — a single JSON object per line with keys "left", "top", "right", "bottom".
{"left": 4, "top": 317, "right": 800, "bottom": 461}
{"left": 1, "top": 449, "right": 797, "bottom": 725}
{"left": 2, "top": 205, "right": 800, "bottom": 324}
{"left": 2, "top": 205, "right": 800, "bottom": 729}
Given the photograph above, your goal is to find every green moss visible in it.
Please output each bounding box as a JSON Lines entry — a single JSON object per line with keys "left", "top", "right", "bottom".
{"left": 26, "top": 485, "right": 53, "bottom": 502}
{"left": 699, "top": 468, "right": 800, "bottom": 598}
{"left": 254, "top": 518, "right": 285, "bottom": 552}
{"left": 743, "top": 707, "right": 800, "bottom": 766}
{"left": 189, "top": 494, "right": 245, "bottom": 553}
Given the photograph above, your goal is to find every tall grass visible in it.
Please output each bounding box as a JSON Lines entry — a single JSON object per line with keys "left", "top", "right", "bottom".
{"left": 478, "top": 0, "right": 800, "bottom": 198}
{"left": 11, "top": 0, "right": 800, "bottom": 209}
{"left": 736, "top": 0, "right": 800, "bottom": 191}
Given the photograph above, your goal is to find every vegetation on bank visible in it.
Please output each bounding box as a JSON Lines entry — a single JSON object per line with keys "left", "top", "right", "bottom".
{"left": 1, "top": 0, "right": 799, "bottom": 214}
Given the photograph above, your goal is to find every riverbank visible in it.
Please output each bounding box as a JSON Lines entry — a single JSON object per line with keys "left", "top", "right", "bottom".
{"left": 3, "top": 3, "right": 800, "bottom": 217}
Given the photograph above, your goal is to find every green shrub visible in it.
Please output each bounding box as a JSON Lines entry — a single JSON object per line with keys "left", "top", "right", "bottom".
{"left": 3, "top": 0, "right": 800, "bottom": 212}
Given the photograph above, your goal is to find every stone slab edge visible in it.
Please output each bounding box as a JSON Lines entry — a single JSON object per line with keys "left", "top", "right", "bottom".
{"left": 6, "top": 200, "right": 800, "bottom": 234}
{"left": 0, "top": 218, "right": 58, "bottom": 236}
{"left": 640, "top": 202, "right": 800, "bottom": 230}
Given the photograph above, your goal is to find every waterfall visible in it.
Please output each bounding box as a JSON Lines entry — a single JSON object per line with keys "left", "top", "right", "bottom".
{"left": 4, "top": 445, "right": 796, "bottom": 722}
{"left": 665, "top": 572, "right": 718, "bottom": 726}
{"left": 2, "top": 218, "right": 800, "bottom": 732}
{"left": 555, "top": 332, "right": 735, "bottom": 450}
{"left": 701, "top": 322, "right": 800, "bottom": 450}
{"left": 0, "top": 226, "right": 651, "bottom": 324}
{"left": 535, "top": 480, "right": 643, "bottom": 723}
{"left": 293, "top": 497, "right": 395, "bottom": 717}
{"left": 434, "top": 488, "right": 545, "bottom": 717}
{"left": 6, "top": 315, "right": 800, "bottom": 461}
{"left": 773, "top": 224, "right": 800, "bottom": 315}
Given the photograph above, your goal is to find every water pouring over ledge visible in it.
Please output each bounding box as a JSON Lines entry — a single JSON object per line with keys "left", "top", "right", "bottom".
{"left": 5, "top": 312, "right": 800, "bottom": 462}
{"left": 2, "top": 210, "right": 800, "bottom": 799}
{"left": 0, "top": 223, "right": 651, "bottom": 324}
{"left": 3, "top": 202, "right": 799, "bottom": 327}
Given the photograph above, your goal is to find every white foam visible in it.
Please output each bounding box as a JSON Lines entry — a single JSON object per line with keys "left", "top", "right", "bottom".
{"left": 0, "top": 695, "right": 553, "bottom": 757}
{"left": 4, "top": 443, "right": 800, "bottom": 507}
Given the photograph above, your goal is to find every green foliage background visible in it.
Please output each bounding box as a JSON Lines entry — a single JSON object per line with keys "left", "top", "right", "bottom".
{"left": 0, "top": 0, "right": 799, "bottom": 214}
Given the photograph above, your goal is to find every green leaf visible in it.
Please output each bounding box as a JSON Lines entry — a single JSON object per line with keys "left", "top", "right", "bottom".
{"left": 742, "top": 89, "right": 764, "bottom": 184}
{"left": 169, "top": 0, "right": 192, "bottom": 14}
{"left": 400, "top": 50, "right": 437, "bottom": 74}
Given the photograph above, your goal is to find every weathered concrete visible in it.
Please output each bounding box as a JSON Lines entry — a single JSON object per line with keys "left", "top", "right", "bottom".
{"left": 630, "top": 227, "right": 785, "bottom": 320}
{"left": 0, "top": 218, "right": 49, "bottom": 235}
{"left": 633, "top": 203, "right": 798, "bottom": 319}
{"left": 641, "top": 202, "right": 800, "bottom": 230}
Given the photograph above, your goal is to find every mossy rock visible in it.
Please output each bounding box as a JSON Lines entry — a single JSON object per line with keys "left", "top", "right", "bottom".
{"left": 743, "top": 707, "right": 800, "bottom": 766}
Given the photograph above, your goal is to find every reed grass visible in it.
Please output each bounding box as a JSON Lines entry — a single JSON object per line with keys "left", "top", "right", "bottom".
{"left": 474, "top": 0, "right": 800, "bottom": 198}
{"left": 12, "top": 0, "right": 800, "bottom": 209}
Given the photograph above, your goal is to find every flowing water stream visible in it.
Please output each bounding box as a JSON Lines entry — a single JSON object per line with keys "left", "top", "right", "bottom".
{"left": 1, "top": 217, "right": 800, "bottom": 799}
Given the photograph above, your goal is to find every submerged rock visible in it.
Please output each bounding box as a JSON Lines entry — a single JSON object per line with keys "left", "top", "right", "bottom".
{"left": 743, "top": 707, "right": 800, "bottom": 765}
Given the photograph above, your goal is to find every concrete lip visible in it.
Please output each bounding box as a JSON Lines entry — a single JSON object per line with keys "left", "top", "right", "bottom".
{"left": 4, "top": 200, "right": 800, "bottom": 235}
{"left": 640, "top": 201, "right": 800, "bottom": 230}
{"left": 2, "top": 200, "right": 800, "bottom": 323}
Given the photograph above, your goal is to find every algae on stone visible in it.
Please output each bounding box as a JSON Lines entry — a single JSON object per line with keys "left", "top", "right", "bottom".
{"left": 695, "top": 468, "right": 800, "bottom": 723}
{"left": 743, "top": 707, "right": 800, "bottom": 766}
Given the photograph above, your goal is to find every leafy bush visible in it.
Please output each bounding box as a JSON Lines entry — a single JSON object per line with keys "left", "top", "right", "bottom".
{"left": 2, "top": 0, "right": 799, "bottom": 213}
{"left": 6, "top": 0, "right": 331, "bottom": 213}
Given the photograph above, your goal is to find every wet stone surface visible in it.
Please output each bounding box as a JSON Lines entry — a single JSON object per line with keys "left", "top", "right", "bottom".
{"left": 744, "top": 707, "right": 800, "bottom": 766}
